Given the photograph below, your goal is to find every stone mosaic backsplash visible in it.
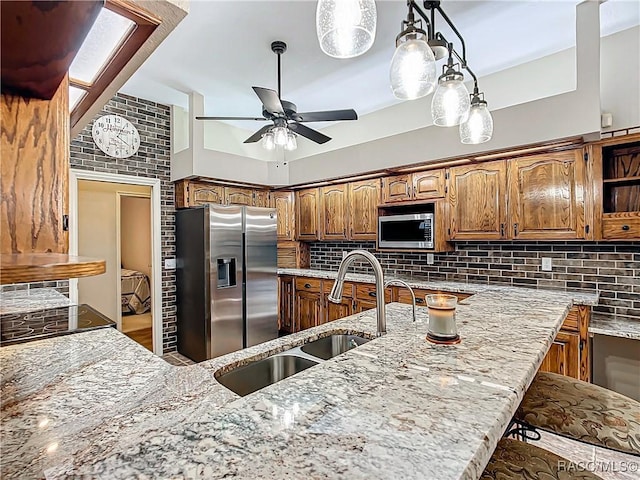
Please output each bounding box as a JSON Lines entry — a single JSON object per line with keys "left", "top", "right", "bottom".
{"left": 310, "top": 241, "right": 640, "bottom": 322}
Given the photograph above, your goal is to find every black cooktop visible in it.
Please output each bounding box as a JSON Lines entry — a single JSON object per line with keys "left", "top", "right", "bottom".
{"left": 0, "top": 304, "right": 116, "bottom": 347}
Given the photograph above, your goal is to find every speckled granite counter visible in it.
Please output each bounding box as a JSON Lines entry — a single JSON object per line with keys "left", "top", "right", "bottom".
{"left": 278, "top": 268, "right": 599, "bottom": 306}
{"left": 589, "top": 313, "right": 640, "bottom": 340}
{"left": 0, "top": 288, "right": 71, "bottom": 314}
{"left": 2, "top": 287, "right": 582, "bottom": 480}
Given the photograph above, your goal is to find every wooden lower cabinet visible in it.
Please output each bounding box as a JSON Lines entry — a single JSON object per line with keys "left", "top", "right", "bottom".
{"left": 295, "top": 290, "right": 323, "bottom": 331}
{"left": 539, "top": 305, "right": 590, "bottom": 382}
{"left": 323, "top": 282, "right": 353, "bottom": 323}
{"left": 278, "top": 276, "right": 295, "bottom": 333}
{"left": 396, "top": 288, "right": 471, "bottom": 306}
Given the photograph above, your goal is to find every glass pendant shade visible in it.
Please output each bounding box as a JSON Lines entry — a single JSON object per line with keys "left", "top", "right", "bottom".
{"left": 460, "top": 102, "right": 493, "bottom": 144}
{"left": 285, "top": 132, "right": 297, "bottom": 151}
{"left": 273, "top": 126, "right": 288, "bottom": 146}
{"left": 390, "top": 35, "right": 437, "bottom": 100}
{"left": 316, "top": 0, "right": 377, "bottom": 59}
{"left": 431, "top": 76, "right": 470, "bottom": 127}
{"left": 262, "top": 131, "right": 275, "bottom": 150}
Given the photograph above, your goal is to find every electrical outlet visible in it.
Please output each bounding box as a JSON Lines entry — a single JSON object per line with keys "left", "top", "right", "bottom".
{"left": 164, "top": 258, "right": 176, "bottom": 270}
{"left": 541, "top": 257, "right": 552, "bottom": 272}
{"left": 427, "top": 253, "right": 435, "bottom": 265}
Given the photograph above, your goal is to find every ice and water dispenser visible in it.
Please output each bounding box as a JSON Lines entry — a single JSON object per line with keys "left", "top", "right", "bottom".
{"left": 216, "top": 258, "right": 237, "bottom": 288}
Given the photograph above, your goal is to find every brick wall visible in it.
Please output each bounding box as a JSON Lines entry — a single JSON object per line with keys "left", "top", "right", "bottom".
{"left": 310, "top": 241, "right": 640, "bottom": 322}
{"left": 70, "top": 93, "right": 176, "bottom": 353}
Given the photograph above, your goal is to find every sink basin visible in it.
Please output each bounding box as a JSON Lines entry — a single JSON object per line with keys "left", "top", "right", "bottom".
{"left": 217, "top": 354, "right": 318, "bottom": 397}
{"left": 301, "top": 334, "right": 370, "bottom": 360}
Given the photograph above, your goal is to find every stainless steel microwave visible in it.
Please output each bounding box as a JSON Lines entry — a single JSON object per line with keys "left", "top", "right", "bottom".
{"left": 378, "top": 213, "right": 434, "bottom": 249}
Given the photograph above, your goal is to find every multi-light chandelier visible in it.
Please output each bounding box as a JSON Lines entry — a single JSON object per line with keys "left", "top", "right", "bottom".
{"left": 315, "top": 0, "right": 493, "bottom": 144}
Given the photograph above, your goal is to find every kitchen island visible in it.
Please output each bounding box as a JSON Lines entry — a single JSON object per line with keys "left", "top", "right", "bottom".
{"left": 1, "top": 286, "right": 597, "bottom": 479}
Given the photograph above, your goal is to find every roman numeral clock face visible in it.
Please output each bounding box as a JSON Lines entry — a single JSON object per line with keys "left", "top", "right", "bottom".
{"left": 91, "top": 114, "right": 140, "bottom": 158}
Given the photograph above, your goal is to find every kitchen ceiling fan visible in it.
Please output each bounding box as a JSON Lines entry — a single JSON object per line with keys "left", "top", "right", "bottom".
{"left": 196, "top": 41, "right": 358, "bottom": 148}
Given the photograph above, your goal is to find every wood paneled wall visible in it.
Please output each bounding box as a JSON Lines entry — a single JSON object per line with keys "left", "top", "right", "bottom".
{"left": 1, "top": 76, "right": 69, "bottom": 253}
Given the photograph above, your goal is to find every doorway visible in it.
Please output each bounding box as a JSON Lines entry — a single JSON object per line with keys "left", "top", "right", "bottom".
{"left": 69, "top": 170, "right": 163, "bottom": 355}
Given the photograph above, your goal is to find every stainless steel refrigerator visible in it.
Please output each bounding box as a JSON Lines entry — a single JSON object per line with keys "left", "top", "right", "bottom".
{"left": 176, "top": 204, "right": 278, "bottom": 362}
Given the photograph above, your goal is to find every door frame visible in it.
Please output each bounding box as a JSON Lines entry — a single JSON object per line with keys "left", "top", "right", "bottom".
{"left": 69, "top": 169, "right": 163, "bottom": 356}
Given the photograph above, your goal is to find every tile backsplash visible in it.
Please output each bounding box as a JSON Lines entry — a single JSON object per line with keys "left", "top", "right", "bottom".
{"left": 310, "top": 241, "right": 640, "bottom": 322}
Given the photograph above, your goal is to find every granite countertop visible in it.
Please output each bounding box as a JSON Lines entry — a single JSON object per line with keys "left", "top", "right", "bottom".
{"left": 278, "top": 268, "right": 600, "bottom": 306}
{"left": 1, "top": 283, "right": 579, "bottom": 480}
{"left": 0, "top": 288, "right": 72, "bottom": 315}
{"left": 589, "top": 313, "right": 640, "bottom": 340}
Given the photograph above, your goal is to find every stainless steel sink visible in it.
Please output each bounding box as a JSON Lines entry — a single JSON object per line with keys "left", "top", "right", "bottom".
{"left": 301, "top": 334, "right": 370, "bottom": 360}
{"left": 216, "top": 354, "right": 318, "bottom": 397}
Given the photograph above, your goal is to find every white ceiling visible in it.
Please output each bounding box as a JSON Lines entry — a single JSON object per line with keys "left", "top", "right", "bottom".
{"left": 121, "top": 0, "right": 639, "bottom": 132}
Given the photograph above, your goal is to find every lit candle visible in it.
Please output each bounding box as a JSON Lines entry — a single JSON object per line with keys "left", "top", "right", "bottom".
{"left": 426, "top": 294, "right": 458, "bottom": 340}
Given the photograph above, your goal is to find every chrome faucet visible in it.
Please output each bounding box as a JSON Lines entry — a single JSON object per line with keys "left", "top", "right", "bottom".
{"left": 384, "top": 279, "right": 417, "bottom": 323}
{"left": 328, "top": 250, "right": 386, "bottom": 337}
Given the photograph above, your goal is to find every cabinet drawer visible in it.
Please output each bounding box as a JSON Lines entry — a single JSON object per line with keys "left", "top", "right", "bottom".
{"left": 322, "top": 280, "right": 353, "bottom": 298}
{"left": 602, "top": 214, "right": 640, "bottom": 239}
{"left": 295, "top": 277, "right": 322, "bottom": 293}
{"left": 354, "top": 283, "right": 393, "bottom": 302}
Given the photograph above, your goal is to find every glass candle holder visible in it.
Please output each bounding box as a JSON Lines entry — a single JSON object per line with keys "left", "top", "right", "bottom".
{"left": 426, "top": 294, "right": 460, "bottom": 344}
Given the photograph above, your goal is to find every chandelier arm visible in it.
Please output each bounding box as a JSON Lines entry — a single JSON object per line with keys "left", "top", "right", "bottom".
{"left": 409, "top": 1, "right": 432, "bottom": 37}
{"left": 438, "top": 33, "right": 479, "bottom": 93}
{"left": 434, "top": 4, "right": 467, "bottom": 65}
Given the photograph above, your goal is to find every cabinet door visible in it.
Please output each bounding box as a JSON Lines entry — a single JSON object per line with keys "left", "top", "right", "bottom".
{"left": 413, "top": 170, "right": 445, "bottom": 200}
{"left": 348, "top": 179, "right": 380, "bottom": 240}
{"left": 254, "top": 189, "right": 270, "bottom": 207}
{"left": 539, "top": 331, "right": 580, "bottom": 379}
{"left": 382, "top": 175, "right": 412, "bottom": 203}
{"left": 448, "top": 161, "right": 507, "bottom": 240}
{"left": 272, "top": 191, "right": 295, "bottom": 241}
{"left": 296, "top": 188, "right": 319, "bottom": 240}
{"left": 278, "top": 276, "right": 295, "bottom": 333}
{"left": 224, "top": 187, "right": 254, "bottom": 206}
{"left": 189, "top": 183, "right": 224, "bottom": 206}
{"left": 320, "top": 184, "right": 349, "bottom": 240}
{"left": 295, "top": 290, "right": 322, "bottom": 331}
{"left": 325, "top": 298, "right": 352, "bottom": 323}
{"left": 508, "top": 150, "right": 586, "bottom": 239}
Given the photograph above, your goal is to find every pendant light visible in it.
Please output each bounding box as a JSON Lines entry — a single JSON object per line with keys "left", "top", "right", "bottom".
{"left": 389, "top": 4, "right": 436, "bottom": 100}
{"left": 316, "top": 0, "right": 377, "bottom": 59}
{"left": 431, "top": 46, "right": 470, "bottom": 127}
{"left": 460, "top": 88, "right": 493, "bottom": 144}
{"left": 273, "top": 126, "right": 288, "bottom": 146}
{"left": 262, "top": 130, "right": 275, "bottom": 150}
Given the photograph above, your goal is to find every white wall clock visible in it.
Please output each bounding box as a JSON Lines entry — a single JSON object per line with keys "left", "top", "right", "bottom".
{"left": 91, "top": 114, "right": 140, "bottom": 158}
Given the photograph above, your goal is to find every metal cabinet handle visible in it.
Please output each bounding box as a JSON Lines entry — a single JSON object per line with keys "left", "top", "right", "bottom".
{"left": 622, "top": 225, "right": 630, "bottom": 231}
{"left": 514, "top": 223, "right": 519, "bottom": 236}
{"left": 368, "top": 291, "right": 377, "bottom": 298}
{"left": 500, "top": 223, "right": 505, "bottom": 237}
{"left": 305, "top": 283, "right": 311, "bottom": 289}
{"left": 415, "top": 298, "right": 425, "bottom": 304}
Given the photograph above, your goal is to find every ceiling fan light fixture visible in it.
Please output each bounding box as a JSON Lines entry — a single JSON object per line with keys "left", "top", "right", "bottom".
{"left": 390, "top": 30, "right": 436, "bottom": 100}
{"left": 316, "top": 0, "right": 377, "bottom": 59}
{"left": 262, "top": 131, "right": 275, "bottom": 150}
{"left": 460, "top": 94, "right": 493, "bottom": 144}
{"left": 273, "top": 126, "right": 289, "bottom": 146}
{"left": 285, "top": 132, "right": 297, "bottom": 151}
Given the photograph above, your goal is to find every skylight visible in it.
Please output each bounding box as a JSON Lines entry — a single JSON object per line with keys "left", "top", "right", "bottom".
{"left": 69, "top": 8, "right": 134, "bottom": 84}
{"left": 69, "top": 86, "right": 87, "bottom": 111}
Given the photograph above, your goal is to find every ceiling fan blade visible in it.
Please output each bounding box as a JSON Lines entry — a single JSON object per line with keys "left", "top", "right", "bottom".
{"left": 296, "top": 109, "right": 358, "bottom": 122}
{"left": 290, "top": 122, "right": 331, "bottom": 144}
{"left": 196, "top": 116, "right": 266, "bottom": 121}
{"left": 243, "top": 125, "right": 273, "bottom": 143}
{"left": 252, "top": 87, "right": 284, "bottom": 116}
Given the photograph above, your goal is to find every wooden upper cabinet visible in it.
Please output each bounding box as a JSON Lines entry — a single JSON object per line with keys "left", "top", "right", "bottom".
{"left": 254, "top": 189, "right": 270, "bottom": 207}
{"left": 319, "top": 184, "right": 349, "bottom": 240}
{"left": 189, "top": 183, "right": 224, "bottom": 206}
{"left": 382, "top": 175, "right": 412, "bottom": 203}
{"left": 272, "top": 191, "right": 295, "bottom": 241}
{"left": 413, "top": 170, "right": 445, "bottom": 200}
{"left": 508, "top": 150, "right": 586, "bottom": 239}
{"left": 448, "top": 161, "right": 507, "bottom": 240}
{"left": 224, "top": 187, "right": 254, "bottom": 206}
{"left": 348, "top": 179, "right": 380, "bottom": 240}
{"left": 296, "top": 188, "right": 319, "bottom": 240}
